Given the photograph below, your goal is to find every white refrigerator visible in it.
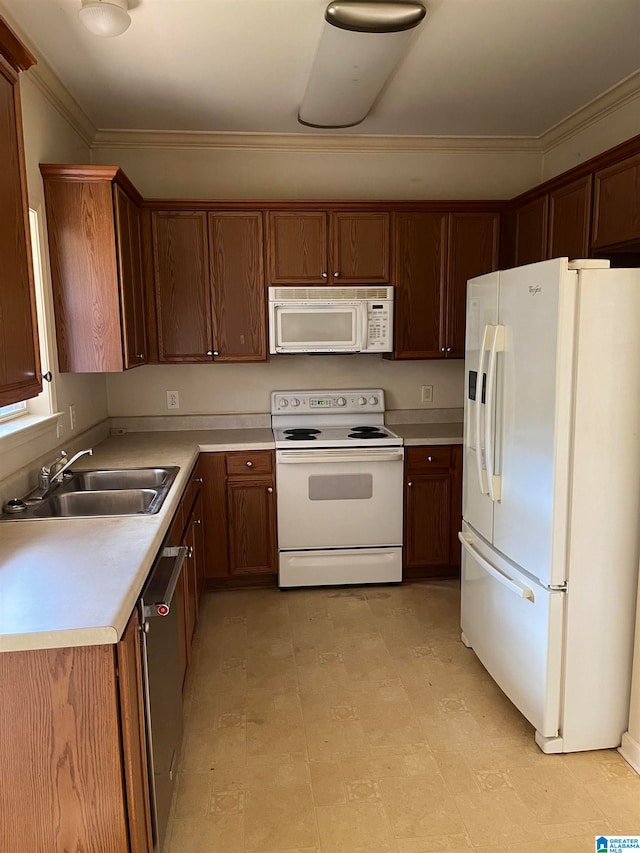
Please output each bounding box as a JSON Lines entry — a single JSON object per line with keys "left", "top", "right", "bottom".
{"left": 460, "top": 257, "right": 640, "bottom": 753}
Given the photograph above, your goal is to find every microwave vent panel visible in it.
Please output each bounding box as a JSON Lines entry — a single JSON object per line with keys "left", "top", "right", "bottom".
{"left": 271, "top": 286, "right": 393, "bottom": 301}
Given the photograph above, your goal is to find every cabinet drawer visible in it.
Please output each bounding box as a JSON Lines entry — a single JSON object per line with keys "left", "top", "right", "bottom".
{"left": 405, "top": 446, "right": 452, "bottom": 472}
{"left": 226, "top": 450, "right": 273, "bottom": 476}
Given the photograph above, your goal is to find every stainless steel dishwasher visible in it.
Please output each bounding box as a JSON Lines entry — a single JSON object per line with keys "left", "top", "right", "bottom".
{"left": 139, "top": 543, "right": 188, "bottom": 852}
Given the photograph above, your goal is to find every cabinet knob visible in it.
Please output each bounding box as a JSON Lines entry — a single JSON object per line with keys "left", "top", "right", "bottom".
{"left": 407, "top": 481, "right": 413, "bottom": 487}
{"left": 206, "top": 350, "right": 213, "bottom": 356}
{"left": 213, "top": 351, "right": 219, "bottom": 356}
{"left": 194, "top": 519, "right": 202, "bottom": 525}
{"left": 446, "top": 347, "right": 452, "bottom": 353}
{"left": 267, "top": 486, "right": 273, "bottom": 493}
{"left": 440, "top": 347, "right": 446, "bottom": 353}
{"left": 137, "top": 353, "right": 144, "bottom": 359}
{"left": 195, "top": 476, "right": 203, "bottom": 483}
{"left": 333, "top": 271, "right": 340, "bottom": 278}
{"left": 321, "top": 272, "right": 328, "bottom": 279}
{"left": 427, "top": 456, "right": 433, "bottom": 462}
{"left": 246, "top": 461, "right": 253, "bottom": 467}
{"left": 187, "top": 546, "right": 194, "bottom": 558}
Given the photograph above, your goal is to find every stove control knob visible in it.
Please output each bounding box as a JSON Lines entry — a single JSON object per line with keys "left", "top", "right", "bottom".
{"left": 368, "top": 396, "right": 379, "bottom": 405}
{"left": 278, "top": 397, "right": 288, "bottom": 407}
{"left": 290, "top": 398, "right": 300, "bottom": 408}
{"left": 358, "top": 396, "right": 367, "bottom": 406}
{"left": 336, "top": 397, "right": 346, "bottom": 407}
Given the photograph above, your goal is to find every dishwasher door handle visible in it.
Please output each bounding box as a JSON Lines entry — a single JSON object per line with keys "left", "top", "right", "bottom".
{"left": 142, "top": 545, "right": 189, "bottom": 619}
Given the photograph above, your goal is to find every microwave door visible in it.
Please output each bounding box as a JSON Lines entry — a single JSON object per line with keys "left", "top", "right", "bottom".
{"left": 275, "top": 305, "right": 360, "bottom": 352}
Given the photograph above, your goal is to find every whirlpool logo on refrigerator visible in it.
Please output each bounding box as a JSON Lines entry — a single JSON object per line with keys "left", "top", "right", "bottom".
{"left": 528, "top": 284, "right": 542, "bottom": 295}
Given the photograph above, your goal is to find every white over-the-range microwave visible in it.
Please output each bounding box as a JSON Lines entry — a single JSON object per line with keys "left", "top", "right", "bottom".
{"left": 268, "top": 286, "right": 394, "bottom": 354}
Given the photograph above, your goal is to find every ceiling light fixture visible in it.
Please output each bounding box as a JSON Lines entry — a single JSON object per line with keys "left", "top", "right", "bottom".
{"left": 299, "top": 1, "right": 426, "bottom": 129}
{"left": 79, "top": 0, "right": 131, "bottom": 37}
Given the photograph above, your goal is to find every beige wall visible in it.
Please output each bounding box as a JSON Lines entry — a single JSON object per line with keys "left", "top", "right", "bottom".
{"left": 106, "top": 356, "right": 464, "bottom": 417}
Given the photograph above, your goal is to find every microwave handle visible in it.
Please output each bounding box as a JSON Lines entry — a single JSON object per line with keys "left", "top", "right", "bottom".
{"left": 360, "top": 306, "right": 368, "bottom": 351}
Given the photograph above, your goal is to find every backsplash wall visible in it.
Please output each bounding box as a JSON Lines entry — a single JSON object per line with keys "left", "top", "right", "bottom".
{"left": 106, "top": 356, "right": 464, "bottom": 417}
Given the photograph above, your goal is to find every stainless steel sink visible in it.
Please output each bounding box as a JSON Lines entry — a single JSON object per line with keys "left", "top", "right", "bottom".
{"left": 33, "top": 489, "right": 159, "bottom": 518}
{"left": 1, "top": 466, "right": 179, "bottom": 520}
{"left": 66, "top": 467, "right": 176, "bottom": 491}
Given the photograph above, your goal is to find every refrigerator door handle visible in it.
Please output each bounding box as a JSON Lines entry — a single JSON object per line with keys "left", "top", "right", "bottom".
{"left": 474, "top": 324, "right": 491, "bottom": 495}
{"left": 458, "top": 532, "right": 534, "bottom": 600}
{"left": 485, "top": 324, "right": 504, "bottom": 502}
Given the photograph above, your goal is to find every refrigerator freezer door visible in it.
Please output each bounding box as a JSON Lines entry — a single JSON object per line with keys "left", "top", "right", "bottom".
{"left": 492, "top": 258, "right": 576, "bottom": 588}
{"left": 462, "top": 271, "right": 499, "bottom": 543}
{"left": 460, "top": 523, "right": 564, "bottom": 738}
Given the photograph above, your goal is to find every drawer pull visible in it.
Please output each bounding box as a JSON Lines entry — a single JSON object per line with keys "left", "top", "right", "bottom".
{"left": 407, "top": 481, "right": 412, "bottom": 487}
{"left": 427, "top": 456, "right": 433, "bottom": 462}
{"left": 267, "top": 487, "right": 273, "bottom": 493}
{"left": 246, "top": 461, "right": 253, "bottom": 468}
{"left": 195, "top": 476, "right": 203, "bottom": 483}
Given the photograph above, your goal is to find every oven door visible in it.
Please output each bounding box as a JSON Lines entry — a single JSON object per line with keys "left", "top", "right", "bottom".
{"left": 276, "top": 447, "right": 404, "bottom": 549}
{"left": 270, "top": 303, "right": 363, "bottom": 353}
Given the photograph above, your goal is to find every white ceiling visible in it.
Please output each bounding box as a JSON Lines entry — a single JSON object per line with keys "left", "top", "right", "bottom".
{"left": 3, "top": 0, "right": 640, "bottom": 136}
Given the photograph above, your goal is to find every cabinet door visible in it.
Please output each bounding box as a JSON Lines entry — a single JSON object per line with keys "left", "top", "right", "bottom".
{"left": 116, "top": 610, "right": 153, "bottom": 853}
{"left": 209, "top": 212, "right": 266, "bottom": 361}
{"left": 191, "top": 491, "right": 206, "bottom": 600}
{"left": 114, "top": 184, "right": 147, "bottom": 368}
{"left": 267, "top": 211, "right": 328, "bottom": 284}
{"left": 548, "top": 176, "right": 592, "bottom": 260}
{"left": 227, "top": 477, "right": 276, "bottom": 575}
{"left": 199, "top": 452, "right": 230, "bottom": 579}
{"left": 393, "top": 212, "right": 447, "bottom": 359}
{"left": 331, "top": 212, "right": 390, "bottom": 283}
{"left": 183, "top": 521, "right": 198, "bottom": 646}
{"left": 152, "top": 211, "right": 212, "bottom": 362}
{"left": 514, "top": 195, "right": 549, "bottom": 266}
{"left": 592, "top": 153, "right": 640, "bottom": 248}
{"left": 405, "top": 473, "right": 453, "bottom": 571}
{"left": 0, "top": 57, "right": 41, "bottom": 404}
{"left": 446, "top": 213, "right": 499, "bottom": 358}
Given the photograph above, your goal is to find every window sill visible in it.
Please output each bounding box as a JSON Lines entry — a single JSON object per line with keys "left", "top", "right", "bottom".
{"left": 0, "top": 413, "right": 62, "bottom": 453}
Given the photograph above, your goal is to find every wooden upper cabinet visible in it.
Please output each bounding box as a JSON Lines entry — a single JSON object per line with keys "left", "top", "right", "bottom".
{"left": 152, "top": 211, "right": 212, "bottom": 362}
{"left": 114, "top": 184, "right": 147, "bottom": 367}
{"left": 514, "top": 195, "right": 549, "bottom": 266}
{"left": 548, "top": 176, "right": 592, "bottom": 260}
{"left": 267, "top": 211, "right": 328, "bottom": 283}
{"left": 0, "top": 21, "right": 41, "bottom": 405}
{"left": 592, "top": 152, "right": 640, "bottom": 249}
{"left": 446, "top": 213, "right": 499, "bottom": 358}
{"left": 330, "top": 212, "right": 390, "bottom": 283}
{"left": 41, "top": 166, "right": 147, "bottom": 372}
{"left": 266, "top": 209, "right": 390, "bottom": 285}
{"left": 209, "top": 212, "right": 266, "bottom": 361}
{"left": 392, "top": 212, "right": 448, "bottom": 359}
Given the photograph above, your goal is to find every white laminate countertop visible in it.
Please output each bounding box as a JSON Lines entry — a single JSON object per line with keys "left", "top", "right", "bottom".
{"left": 392, "top": 422, "right": 463, "bottom": 445}
{"left": 0, "top": 423, "right": 462, "bottom": 653}
{"left": 0, "top": 429, "right": 274, "bottom": 653}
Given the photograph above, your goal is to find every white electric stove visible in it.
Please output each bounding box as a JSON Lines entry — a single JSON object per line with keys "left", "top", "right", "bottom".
{"left": 271, "top": 390, "right": 404, "bottom": 588}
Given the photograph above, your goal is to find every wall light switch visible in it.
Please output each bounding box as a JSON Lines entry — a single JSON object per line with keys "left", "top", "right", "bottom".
{"left": 421, "top": 385, "right": 433, "bottom": 403}
{"left": 166, "top": 390, "right": 180, "bottom": 410}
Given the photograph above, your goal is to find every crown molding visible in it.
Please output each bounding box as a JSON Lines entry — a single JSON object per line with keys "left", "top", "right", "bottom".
{"left": 0, "top": 2, "right": 97, "bottom": 147}
{"left": 91, "top": 128, "right": 541, "bottom": 154}
{"left": 539, "top": 71, "right": 640, "bottom": 155}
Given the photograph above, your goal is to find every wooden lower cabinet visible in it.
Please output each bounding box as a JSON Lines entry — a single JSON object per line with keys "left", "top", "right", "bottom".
{"left": 403, "top": 444, "right": 462, "bottom": 579}
{"left": 0, "top": 609, "right": 152, "bottom": 853}
{"left": 200, "top": 450, "right": 278, "bottom": 586}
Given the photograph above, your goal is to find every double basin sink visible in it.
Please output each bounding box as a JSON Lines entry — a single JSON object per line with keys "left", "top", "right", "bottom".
{"left": 4, "top": 467, "right": 179, "bottom": 519}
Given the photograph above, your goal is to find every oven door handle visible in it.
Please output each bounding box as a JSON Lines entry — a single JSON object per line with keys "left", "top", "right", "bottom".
{"left": 277, "top": 450, "right": 404, "bottom": 464}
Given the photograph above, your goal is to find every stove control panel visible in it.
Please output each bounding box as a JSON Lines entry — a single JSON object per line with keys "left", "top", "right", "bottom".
{"left": 272, "top": 389, "right": 386, "bottom": 415}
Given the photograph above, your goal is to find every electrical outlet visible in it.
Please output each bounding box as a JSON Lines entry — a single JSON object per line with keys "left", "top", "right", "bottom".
{"left": 421, "top": 385, "right": 434, "bottom": 403}
{"left": 69, "top": 404, "right": 76, "bottom": 431}
{"left": 166, "top": 390, "right": 180, "bottom": 410}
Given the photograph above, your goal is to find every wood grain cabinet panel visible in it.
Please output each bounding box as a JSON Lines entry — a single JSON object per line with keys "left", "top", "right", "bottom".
{"left": 330, "top": 212, "right": 390, "bottom": 282}
{"left": 0, "top": 623, "right": 151, "bottom": 852}
{"left": 0, "top": 25, "right": 41, "bottom": 406}
{"left": 152, "top": 211, "right": 212, "bottom": 362}
{"left": 199, "top": 452, "right": 230, "bottom": 580}
{"left": 404, "top": 444, "right": 462, "bottom": 579}
{"left": 548, "top": 176, "right": 592, "bottom": 260}
{"left": 227, "top": 477, "right": 277, "bottom": 575}
{"left": 514, "top": 195, "right": 549, "bottom": 266}
{"left": 392, "top": 212, "right": 448, "bottom": 359}
{"left": 592, "top": 153, "right": 640, "bottom": 249}
{"left": 267, "top": 211, "right": 328, "bottom": 283}
{"left": 209, "top": 211, "right": 266, "bottom": 361}
{"left": 41, "top": 166, "right": 148, "bottom": 372}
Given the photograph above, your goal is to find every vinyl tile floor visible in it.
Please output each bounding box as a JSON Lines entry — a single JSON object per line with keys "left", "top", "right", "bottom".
{"left": 164, "top": 581, "right": 640, "bottom": 853}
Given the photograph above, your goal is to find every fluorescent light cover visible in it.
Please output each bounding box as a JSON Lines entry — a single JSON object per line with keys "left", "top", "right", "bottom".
{"left": 299, "top": 2, "right": 426, "bottom": 129}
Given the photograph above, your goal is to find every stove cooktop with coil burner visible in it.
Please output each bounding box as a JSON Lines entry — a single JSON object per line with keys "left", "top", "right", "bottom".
{"left": 271, "top": 389, "right": 402, "bottom": 449}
